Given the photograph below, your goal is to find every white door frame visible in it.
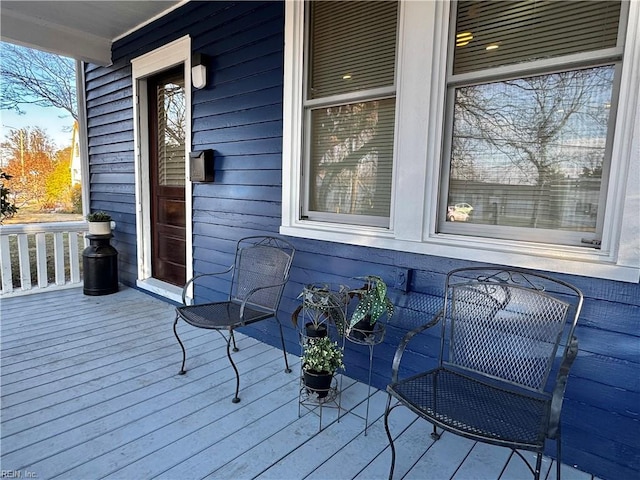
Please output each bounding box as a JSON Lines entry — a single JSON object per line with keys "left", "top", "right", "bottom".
{"left": 131, "top": 35, "right": 193, "bottom": 303}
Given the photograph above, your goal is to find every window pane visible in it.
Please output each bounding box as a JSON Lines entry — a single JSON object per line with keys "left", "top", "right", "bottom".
{"left": 447, "top": 66, "right": 613, "bottom": 234}
{"left": 454, "top": 1, "right": 621, "bottom": 75}
{"left": 308, "top": 1, "right": 398, "bottom": 99}
{"left": 156, "top": 77, "right": 185, "bottom": 187}
{"left": 308, "top": 98, "right": 395, "bottom": 219}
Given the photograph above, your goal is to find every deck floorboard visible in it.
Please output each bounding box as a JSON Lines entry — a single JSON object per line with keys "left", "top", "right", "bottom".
{"left": 1, "top": 287, "right": 597, "bottom": 480}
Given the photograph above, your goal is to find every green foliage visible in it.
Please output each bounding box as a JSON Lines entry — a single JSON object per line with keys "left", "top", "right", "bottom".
{"left": 349, "top": 275, "right": 394, "bottom": 329}
{"left": 44, "top": 157, "right": 72, "bottom": 209}
{"left": 1, "top": 171, "right": 18, "bottom": 223}
{"left": 291, "top": 283, "right": 349, "bottom": 333}
{"left": 70, "top": 184, "right": 82, "bottom": 213}
{"left": 86, "top": 211, "right": 111, "bottom": 222}
{"left": 302, "top": 336, "right": 344, "bottom": 374}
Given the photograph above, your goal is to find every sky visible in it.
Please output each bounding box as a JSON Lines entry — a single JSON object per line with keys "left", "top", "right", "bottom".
{"left": 1, "top": 104, "right": 74, "bottom": 150}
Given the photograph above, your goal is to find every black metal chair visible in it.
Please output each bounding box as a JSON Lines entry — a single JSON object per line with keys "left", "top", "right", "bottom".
{"left": 173, "top": 236, "right": 295, "bottom": 403}
{"left": 384, "top": 267, "right": 583, "bottom": 480}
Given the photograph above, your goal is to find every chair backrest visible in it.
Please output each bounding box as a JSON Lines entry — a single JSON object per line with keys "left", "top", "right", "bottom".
{"left": 441, "top": 267, "right": 583, "bottom": 392}
{"left": 230, "top": 236, "right": 295, "bottom": 312}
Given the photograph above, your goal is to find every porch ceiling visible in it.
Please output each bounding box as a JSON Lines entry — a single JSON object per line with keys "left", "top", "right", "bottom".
{"left": 0, "top": 0, "right": 184, "bottom": 65}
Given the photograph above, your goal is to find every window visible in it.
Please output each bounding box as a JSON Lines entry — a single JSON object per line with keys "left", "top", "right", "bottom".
{"left": 439, "top": 1, "right": 624, "bottom": 247}
{"left": 302, "top": 1, "right": 398, "bottom": 227}
{"left": 282, "top": 1, "right": 640, "bottom": 282}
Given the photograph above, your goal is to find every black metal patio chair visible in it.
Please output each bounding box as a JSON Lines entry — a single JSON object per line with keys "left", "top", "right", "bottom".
{"left": 384, "top": 267, "right": 583, "bottom": 480}
{"left": 173, "top": 236, "right": 295, "bottom": 403}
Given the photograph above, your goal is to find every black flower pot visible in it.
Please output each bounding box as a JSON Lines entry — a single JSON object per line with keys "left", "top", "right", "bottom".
{"left": 349, "top": 317, "right": 375, "bottom": 341}
{"left": 303, "top": 369, "right": 333, "bottom": 398}
{"left": 305, "top": 323, "right": 328, "bottom": 338}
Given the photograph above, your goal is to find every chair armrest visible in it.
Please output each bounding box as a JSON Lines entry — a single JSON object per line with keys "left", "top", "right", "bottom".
{"left": 181, "top": 266, "right": 234, "bottom": 305}
{"left": 238, "top": 279, "right": 289, "bottom": 320}
{"left": 391, "top": 309, "right": 444, "bottom": 384}
{"left": 548, "top": 335, "right": 579, "bottom": 438}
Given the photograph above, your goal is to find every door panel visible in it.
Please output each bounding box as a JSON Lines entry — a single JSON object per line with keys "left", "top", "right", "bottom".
{"left": 149, "top": 67, "right": 186, "bottom": 286}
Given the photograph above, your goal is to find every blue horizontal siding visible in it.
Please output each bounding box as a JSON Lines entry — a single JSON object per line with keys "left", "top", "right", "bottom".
{"left": 85, "top": 2, "right": 640, "bottom": 479}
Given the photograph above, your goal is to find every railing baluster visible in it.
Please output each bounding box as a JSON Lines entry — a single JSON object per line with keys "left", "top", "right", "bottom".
{"left": 0, "top": 235, "right": 13, "bottom": 294}
{"left": 36, "top": 232, "right": 48, "bottom": 288}
{"left": 69, "top": 232, "right": 80, "bottom": 284}
{"left": 53, "top": 232, "right": 65, "bottom": 286}
{"left": 17, "top": 233, "right": 31, "bottom": 291}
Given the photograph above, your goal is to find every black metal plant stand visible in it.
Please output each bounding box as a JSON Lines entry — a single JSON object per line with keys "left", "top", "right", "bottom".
{"left": 346, "top": 321, "right": 386, "bottom": 435}
{"left": 297, "top": 283, "right": 348, "bottom": 432}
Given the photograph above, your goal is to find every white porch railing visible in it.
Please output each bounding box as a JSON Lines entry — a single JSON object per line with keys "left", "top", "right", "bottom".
{"left": 0, "top": 221, "right": 88, "bottom": 297}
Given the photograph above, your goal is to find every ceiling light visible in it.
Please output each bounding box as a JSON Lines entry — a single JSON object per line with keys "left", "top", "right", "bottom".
{"left": 485, "top": 44, "right": 499, "bottom": 51}
{"left": 342, "top": 74, "right": 352, "bottom": 80}
{"left": 456, "top": 31, "right": 473, "bottom": 47}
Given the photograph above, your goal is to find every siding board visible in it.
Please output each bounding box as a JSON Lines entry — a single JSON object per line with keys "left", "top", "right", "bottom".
{"left": 194, "top": 69, "right": 283, "bottom": 105}
{"left": 194, "top": 103, "right": 283, "bottom": 131}
{"left": 193, "top": 86, "right": 282, "bottom": 117}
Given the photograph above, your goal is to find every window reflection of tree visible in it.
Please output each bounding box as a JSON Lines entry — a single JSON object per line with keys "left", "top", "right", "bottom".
{"left": 157, "top": 80, "right": 185, "bottom": 186}
{"left": 312, "top": 101, "right": 382, "bottom": 215}
{"left": 451, "top": 66, "right": 613, "bottom": 230}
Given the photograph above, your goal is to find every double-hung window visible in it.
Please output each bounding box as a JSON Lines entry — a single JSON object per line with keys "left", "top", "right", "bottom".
{"left": 439, "top": 1, "right": 626, "bottom": 247}
{"left": 301, "top": 1, "right": 398, "bottom": 227}
{"left": 283, "top": 1, "right": 639, "bottom": 282}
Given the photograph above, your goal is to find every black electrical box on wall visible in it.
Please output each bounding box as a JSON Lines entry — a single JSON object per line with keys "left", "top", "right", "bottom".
{"left": 189, "top": 149, "right": 214, "bottom": 182}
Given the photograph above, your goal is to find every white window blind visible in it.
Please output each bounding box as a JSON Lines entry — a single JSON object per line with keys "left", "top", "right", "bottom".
{"left": 453, "top": 0, "right": 622, "bottom": 74}
{"left": 309, "top": 1, "right": 397, "bottom": 98}
{"left": 304, "top": 1, "right": 398, "bottom": 226}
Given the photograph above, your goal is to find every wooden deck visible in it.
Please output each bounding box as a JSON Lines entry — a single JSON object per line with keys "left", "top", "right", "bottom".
{"left": 1, "top": 287, "right": 599, "bottom": 480}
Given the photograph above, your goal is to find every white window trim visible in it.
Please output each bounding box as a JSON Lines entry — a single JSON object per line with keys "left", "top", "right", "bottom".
{"left": 282, "top": 1, "right": 640, "bottom": 283}
{"left": 131, "top": 35, "right": 194, "bottom": 300}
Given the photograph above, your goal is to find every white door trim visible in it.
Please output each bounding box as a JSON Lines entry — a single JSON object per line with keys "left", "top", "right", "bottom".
{"left": 131, "top": 35, "right": 193, "bottom": 301}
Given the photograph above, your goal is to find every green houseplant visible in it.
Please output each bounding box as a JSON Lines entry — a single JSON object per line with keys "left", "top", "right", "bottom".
{"left": 1, "top": 171, "right": 18, "bottom": 224}
{"left": 301, "top": 336, "right": 344, "bottom": 398}
{"left": 291, "top": 283, "right": 349, "bottom": 338}
{"left": 347, "top": 275, "right": 394, "bottom": 340}
{"left": 86, "top": 211, "right": 112, "bottom": 235}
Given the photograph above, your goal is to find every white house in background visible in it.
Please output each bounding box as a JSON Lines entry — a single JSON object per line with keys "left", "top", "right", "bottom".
{"left": 70, "top": 121, "right": 81, "bottom": 186}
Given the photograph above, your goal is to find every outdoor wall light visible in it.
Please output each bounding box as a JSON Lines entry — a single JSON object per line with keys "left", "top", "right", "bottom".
{"left": 191, "top": 53, "right": 208, "bottom": 89}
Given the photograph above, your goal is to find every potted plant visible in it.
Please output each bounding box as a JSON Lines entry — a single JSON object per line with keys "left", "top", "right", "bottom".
{"left": 291, "top": 283, "right": 349, "bottom": 338}
{"left": 301, "top": 336, "right": 344, "bottom": 398}
{"left": 86, "top": 211, "right": 112, "bottom": 235}
{"left": 347, "top": 275, "right": 394, "bottom": 341}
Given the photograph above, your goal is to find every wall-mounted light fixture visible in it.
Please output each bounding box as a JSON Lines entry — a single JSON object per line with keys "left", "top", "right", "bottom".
{"left": 191, "top": 53, "right": 208, "bottom": 89}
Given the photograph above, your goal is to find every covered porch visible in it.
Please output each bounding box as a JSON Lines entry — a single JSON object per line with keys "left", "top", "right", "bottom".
{"left": 1, "top": 287, "right": 597, "bottom": 480}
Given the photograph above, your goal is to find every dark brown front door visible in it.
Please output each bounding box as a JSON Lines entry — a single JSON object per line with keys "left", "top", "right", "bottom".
{"left": 148, "top": 67, "right": 186, "bottom": 286}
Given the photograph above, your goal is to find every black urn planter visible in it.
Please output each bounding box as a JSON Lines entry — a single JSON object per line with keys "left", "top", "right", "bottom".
{"left": 303, "top": 369, "right": 333, "bottom": 398}
{"left": 83, "top": 234, "right": 118, "bottom": 296}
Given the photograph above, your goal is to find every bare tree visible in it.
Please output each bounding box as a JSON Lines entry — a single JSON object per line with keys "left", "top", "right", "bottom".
{"left": 452, "top": 66, "right": 613, "bottom": 228}
{"left": 0, "top": 42, "right": 77, "bottom": 120}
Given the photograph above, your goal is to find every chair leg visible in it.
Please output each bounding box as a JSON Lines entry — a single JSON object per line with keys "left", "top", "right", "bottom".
{"left": 276, "top": 317, "right": 292, "bottom": 373}
{"left": 431, "top": 424, "right": 441, "bottom": 441}
{"left": 384, "top": 395, "right": 396, "bottom": 480}
{"left": 218, "top": 330, "right": 241, "bottom": 403}
{"left": 230, "top": 330, "right": 239, "bottom": 352}
{"left": 556, "top": 425, "right": 562, "bottom": 480}
{"left": 173, "top": 314, "right": 187, "bottom": 375}
{"left": 534, "top": 452, "right": 542, "bottom": 480}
